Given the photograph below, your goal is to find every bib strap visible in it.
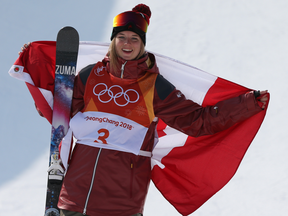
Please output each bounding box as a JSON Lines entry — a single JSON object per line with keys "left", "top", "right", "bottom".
{"left": 139, "top": 150, "right": 152, "bottom": 157}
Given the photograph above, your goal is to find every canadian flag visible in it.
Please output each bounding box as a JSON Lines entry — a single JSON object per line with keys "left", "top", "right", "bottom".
{"left": 9, "top": 41, "right": 268, "bottom": 216}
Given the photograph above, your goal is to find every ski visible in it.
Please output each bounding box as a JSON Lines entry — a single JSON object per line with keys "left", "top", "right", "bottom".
{"left": 45, "top": 26, "right": 79, "bottom": 216}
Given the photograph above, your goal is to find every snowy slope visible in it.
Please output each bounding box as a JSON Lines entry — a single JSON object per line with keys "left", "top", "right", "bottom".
{"left": 1, "top": 0, "right": 287, "bottom": 215}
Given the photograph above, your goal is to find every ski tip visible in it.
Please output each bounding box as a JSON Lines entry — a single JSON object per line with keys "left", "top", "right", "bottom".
{"left": 61, "top": 26, "right": 77, "bottom": 31}
{"left": 56, "top": 26, "right": 79, "bottom": 52}
{"left": 58, "top": 26, "right": 79, "bottom": 36}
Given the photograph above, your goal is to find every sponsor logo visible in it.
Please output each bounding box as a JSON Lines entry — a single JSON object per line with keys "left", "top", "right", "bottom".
{"left": 93, "top": 83, "right": 139, "bottom": 107}
{"left": 94, "top": 66, "right": 106, "bottom": 76}
{"left": 55, "top": 65, "right": 76, "bottom": 75}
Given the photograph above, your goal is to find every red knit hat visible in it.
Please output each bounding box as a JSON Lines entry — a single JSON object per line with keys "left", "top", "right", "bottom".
{"left": 110, "top": 4, "right": 151, "bottom": 45}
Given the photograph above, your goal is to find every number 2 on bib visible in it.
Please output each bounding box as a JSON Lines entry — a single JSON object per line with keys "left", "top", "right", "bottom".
{"left": 94, "top": 128, "right": 110, "bottom": 144}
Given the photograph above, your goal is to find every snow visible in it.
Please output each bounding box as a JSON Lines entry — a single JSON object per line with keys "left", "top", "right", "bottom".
{"left": 1, "top": 0, "right": 287, "bottom": 215}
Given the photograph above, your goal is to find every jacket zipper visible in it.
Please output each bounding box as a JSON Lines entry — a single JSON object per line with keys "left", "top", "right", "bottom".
{"left": 83, "top": 148, "right": 102, "bottom": 215}
{"left": 120, "top": 61, "right": 127, "bottom": 79}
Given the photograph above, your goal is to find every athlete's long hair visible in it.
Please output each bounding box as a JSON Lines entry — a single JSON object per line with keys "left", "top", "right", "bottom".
{"left": 107, "top": 37, "right": 146, "bottom": 72}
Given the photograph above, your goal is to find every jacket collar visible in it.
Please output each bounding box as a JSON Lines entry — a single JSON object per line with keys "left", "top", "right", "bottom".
{"left": 103, "top": 52, "right": 159, "bottom": 79}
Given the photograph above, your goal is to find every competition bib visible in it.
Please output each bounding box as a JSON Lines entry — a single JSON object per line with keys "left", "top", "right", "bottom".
{"left": 70, "top": 111, "right": 148, "bottom": 154}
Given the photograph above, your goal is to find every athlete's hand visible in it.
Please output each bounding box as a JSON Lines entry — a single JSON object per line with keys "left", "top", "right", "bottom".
{"left": 255, "top": 90, "right": 269, "bottom": 109}
{"left": 18, "top": 42, "right": 31, "bottom": 55}
{"left": 259, "top": 90, "right": 268, "bottom": 109}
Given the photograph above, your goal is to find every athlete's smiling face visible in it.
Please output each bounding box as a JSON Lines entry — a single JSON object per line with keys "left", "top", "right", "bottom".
{"left": 115, "top": 31, "right": 142, "bottom": 61}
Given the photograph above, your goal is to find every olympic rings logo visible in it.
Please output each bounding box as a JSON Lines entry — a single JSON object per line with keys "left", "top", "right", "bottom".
{"left": 93, "top": 83, "right": 139, "bottom": 107}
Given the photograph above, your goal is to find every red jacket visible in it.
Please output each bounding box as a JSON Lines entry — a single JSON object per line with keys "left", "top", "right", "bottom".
{"left": 58, "top": 52, "right": 262, "bottom": 215}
